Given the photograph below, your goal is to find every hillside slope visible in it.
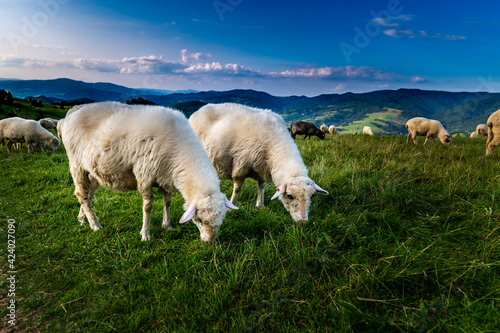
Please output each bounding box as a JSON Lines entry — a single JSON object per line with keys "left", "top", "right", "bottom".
{"left": 1, "top": 78, "right": 499, "bottom": 134}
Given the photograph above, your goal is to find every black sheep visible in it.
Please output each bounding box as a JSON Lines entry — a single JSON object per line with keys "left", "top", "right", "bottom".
{"left": 290, "top": 121, "right": 325, "bottom": 140}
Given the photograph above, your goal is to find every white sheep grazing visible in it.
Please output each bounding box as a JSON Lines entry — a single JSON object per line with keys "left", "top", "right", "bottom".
{"left": 46, "top": 118, "right": 58, "bottom": 126}
{"left": 0, "top": 117, "right": 60, "bottom": 153}
{"left": 362, "top": 126, "right": 374, "bottom": 136}
{"left": 320, "top": 125, "right": 328, "bottom": 133}
{"left": 39, "top": 118, "right": 58, "bottom": 131}
{"left": 405, "top": 117, "right": 451, "bottom": 145}
{"left": 189, "top": 103, "right": 328, "bottom": 223}
{"left": 59, "top": 102, "right": 237, "bottom": 243}
{"left": 486, "top": 109, "right": 500, "bottom": 155}
{"left": 328, "top": 125, "right": 336, "bottom": 134}
{"left": 476, "top": 124, "right": 488, "bottom": 137}
{"left": 470, "top": 131, "right": 479, "bottom": 138}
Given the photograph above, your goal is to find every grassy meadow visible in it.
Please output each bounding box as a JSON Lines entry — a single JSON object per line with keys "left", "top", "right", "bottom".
{"left": 1, "top": 133, "right": 499, "bottom": 332}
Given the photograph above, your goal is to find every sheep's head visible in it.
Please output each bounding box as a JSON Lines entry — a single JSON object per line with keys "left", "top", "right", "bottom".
{"left": 179, "top": 193, "right": 238, "bottom": 244}
{"left": 271, "top": 176, "right": 328, "bottom": 223}
{"left": 440, "top": 134, "right": 452, "bottom": 145}
{"left": 318, "top": 131, "right": 325, "bottom": 140}
{"left": 48, "top": 137, "right": 60, "bottom": 151}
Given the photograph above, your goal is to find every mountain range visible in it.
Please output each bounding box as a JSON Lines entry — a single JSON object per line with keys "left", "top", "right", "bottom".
{"left": 2, "top": 78, "right": 499, "bottom": 135}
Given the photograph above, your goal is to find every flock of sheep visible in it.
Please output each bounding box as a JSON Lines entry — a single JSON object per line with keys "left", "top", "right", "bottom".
{"left": 0, "top": 117, "right": 60, "bottom": 153}
{"left": 2, "top": 102, "right": 500, "bottom": 243}
{"left": 1, "top": 102, "right": 330, "bottom": 243}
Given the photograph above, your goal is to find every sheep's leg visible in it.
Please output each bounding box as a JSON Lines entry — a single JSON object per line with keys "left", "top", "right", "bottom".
{"left": 406, "top": 133, "right": 411, "bottom": 144}
{"left": 230, "top": 177, "right": 245, "bottom": 204}
{"left": 6, "top": 141, "right": 13, "bottom": 153}
{"left": 77, "top": 174, "right": 99, "bottom": 224}
{"left": 162, "top": 191, "right": 173, "bottom": 230}
{"left": 138, "top": 186, "right": 154, "bottom": 241}
{"left": 73, "top": 170, "right": 102, "bottom": 231}
{"left": 423, "top": 136, "right": 429, "bottom": 145}
{"left": 256, "top": 181, "right": 265, "bottom": 208}
{"left": 486, "top": 132, "right": 500, "bottom": 155}
{"left": 412, "top": 133, "right": 417, "bottom": 145}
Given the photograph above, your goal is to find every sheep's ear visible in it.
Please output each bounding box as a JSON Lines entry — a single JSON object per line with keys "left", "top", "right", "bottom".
{"left": 179, "top": 203, "right": 197, "bottom": 223}
{"left": 271, "top": 184, "right": 286, "bottom": 200}
{"left": 313, "top": 182, "right": 329, "bottom": 195}
{"left": 225, "top": 197, "right": 238, "bottom": 210}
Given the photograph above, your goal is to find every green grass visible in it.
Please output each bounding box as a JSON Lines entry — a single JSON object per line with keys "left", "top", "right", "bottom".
{"left": 339, "top": 108, "right": 406, "bottom": 134}
{"left": 1, "top": 135, "right": 499, "bottom": 332}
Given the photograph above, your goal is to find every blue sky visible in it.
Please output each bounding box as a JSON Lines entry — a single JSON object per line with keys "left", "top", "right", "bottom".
{"left": 1, "top": 0, "right": 500, "bottom": 96}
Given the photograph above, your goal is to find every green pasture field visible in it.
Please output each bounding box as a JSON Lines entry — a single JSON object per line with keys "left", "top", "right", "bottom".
{"left": 339, "top": 108, "right": 406, "bottom": 134}
{"left": 0, "top": 100, "right": 68, "bottom": 121}
{"left": 1, "top": 134, "right": 499, "bottom": 332}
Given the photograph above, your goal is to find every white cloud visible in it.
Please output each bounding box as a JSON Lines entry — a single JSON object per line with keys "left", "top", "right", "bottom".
{"left": 383, "top": 28, "right": 466, "bottom": 40}
{"left": 372, "top": 15, "right": 411, "bottom": 27}
{"left": 0, "top": 50, "right": 420, "bottom": 94}
{"left": 269, "top": 65, "right": 395, "bottom": 81}
{"left": 373, "top": 15, "right": 466, "bottom": 41}
{"left": 373, "top": 17, "right": 398, "bottom": 27}
{"left": 333, "top": 83, "right": 346, "bottom": 92}
{"left": 412, "top": 76, "right": 426, "bottom": 83}
{"left": 180, "top": 49, "right": 212, "bottom": 63}
{"left": 72, "top": 55, "right": 187, "bottom": 74}
{"left": 383, "top": 29, "right": 414, "bottom": 38}
{"left": 372, "top": 14, "right": 465, "bottom": 41}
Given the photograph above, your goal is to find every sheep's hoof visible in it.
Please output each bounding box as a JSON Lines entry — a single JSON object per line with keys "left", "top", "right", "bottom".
{"left": 256, "top": 203, "right": 264, "bottom": 208}
{"left": 140, "top": 231, "right": 151, "bottom": 241}
{"left": 162, "top": 223, "right": 173, "bottom": 230}
{"left": 77, "top": 215, "right": 86, "bottom": 224}
{"left": 88, "top": 221, "right": 103, "bottom": 230}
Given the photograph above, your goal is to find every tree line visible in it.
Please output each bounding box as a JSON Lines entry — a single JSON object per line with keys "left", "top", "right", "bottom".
{"left": 0, "top": 90, "right": 14, "bottom": 106}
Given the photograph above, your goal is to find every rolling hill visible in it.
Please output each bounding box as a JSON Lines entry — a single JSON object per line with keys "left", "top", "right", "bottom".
{"left": 1, "top": 78, "right": 499, "bottom": 135}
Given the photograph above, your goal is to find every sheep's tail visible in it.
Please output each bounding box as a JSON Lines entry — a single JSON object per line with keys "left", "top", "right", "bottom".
{"left": 405, "top": 124, "right": 408, "bottom": 129}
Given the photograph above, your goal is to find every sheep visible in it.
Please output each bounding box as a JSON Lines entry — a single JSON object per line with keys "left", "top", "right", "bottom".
{"left": 46, "top": 118, "right": 59, "bottom": 126}
{"left": 0, "top": 117, "right": 60, "bottom": 153}
{"left": 405, "top": 117, "right": 452, "bottom": 145}
{"left": 328, "top": 125, "right": 336, "bottom": 134}
{"left": 320, "top": 125, "right": 328, "bottom": 133}
{"left": 470, "top": 131, "right": 479, "bottom": 138}
{"left": 59, "top": 101, "right": 237, "bottom": 243}
{"left": 189, "top": 103, "right": 328, "bottom": 223}
{"left": 39, "top": 118, "right": 58, "bottom": 131}
{"left": 363, "top": 126, "right": 374, "bottom": 136}
{"left": 290, "top": 121, "right": 325, "bottom": 140}
{"left": 476, "top": 124, "right": 488, "bottom": 137}
{"left": 486, "top": 109, "right": 500, "bottom": 155}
